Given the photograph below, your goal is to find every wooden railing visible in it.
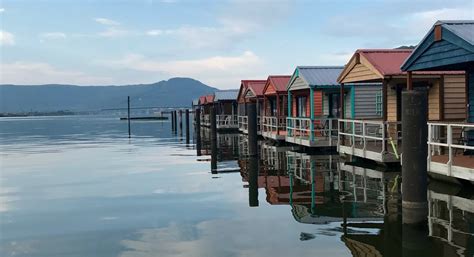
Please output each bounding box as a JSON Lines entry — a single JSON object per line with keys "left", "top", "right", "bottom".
{"left": 262, "top": 116, "right": 286, "bottom": 134}
{"left": 216, "top": 115, "right": 238, "bottom": 128}
{"left": 427, "top": 122, "right": 474, "bottom": 176}
{"left": 286, "top": 117, "right": 338, "bottom": 145}
{"left": 337, "top": 119, "right": 401, "bottom": 158}
{"left": 238, "top": 115, "right": 248, "bottom": 131}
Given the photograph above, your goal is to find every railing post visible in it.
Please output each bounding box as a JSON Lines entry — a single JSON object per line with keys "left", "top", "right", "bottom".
{"left": 337, "top": 120, "right": 341, "bottom": 151}
{"left": 427, "top": 123, "right": 432, "bottom": 171}
{"left": 329, "top": 119, "right": 333, "bottom": 146}
{"left": 447, "top": 124, "right": 452, "bottom": 176}
{"left": 362, "top": 122, "right": 366, "bottom": 151}
{"left": 382, "top": 122, "right": 386, "bottom": 153}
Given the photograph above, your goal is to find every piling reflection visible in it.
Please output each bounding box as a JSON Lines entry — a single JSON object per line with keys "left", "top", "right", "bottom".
{"left": 197, "top": 129, "right": 474, "bottom": 257}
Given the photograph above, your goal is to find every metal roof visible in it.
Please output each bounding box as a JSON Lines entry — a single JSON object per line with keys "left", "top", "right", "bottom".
{"left": 247, "top": 81, "right": 267, "bottom": 97}
{"left": 297, "top": 66, "right": 344, "bottom": 86}
{"left": 267, "top": 75, "right": 291, "bottom": 92}
{"left": 213, "top": 89, "right": 239, "bottom": 101}
{"left": 357, "top": 49, "right": 413, "bottom": 76}
{"left": 438, "top": 20, "right": 474, "bottom": 45}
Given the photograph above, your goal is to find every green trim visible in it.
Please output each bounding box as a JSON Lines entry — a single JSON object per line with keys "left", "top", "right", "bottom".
{"left": 288, "top": 91, "right": 292, "bottom": 137}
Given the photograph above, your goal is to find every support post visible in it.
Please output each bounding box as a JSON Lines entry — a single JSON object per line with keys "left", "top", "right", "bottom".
{"left": 402, "top": 90, "right": 428, "bottom": 225}
{"left": 185, "top": 109, "right": 190, "bottom": 144}
{"left": 288, "top": 91, "right": 292, "bottom": 137}
{"left": 195, "top": 108, "right": 201, "bottom": 156}
{"left": 179, "top": 110, "right": 183, "bottom": 133}
{"left": 248, "top": 102, "right": 258, "bottom": 157}
{"left": 127, "top": 96, "right": 131, "bottom": 138}
{"left": 248, "top": 156, "right": 259, "bottom": 207}
{"left": 310, "top": 87, "right": 315, "bottom": 141}
{"left": 210, "top": 106, "right": 218, "bottom": 173}
{"left": 407, "top": 71, "right": 413, "bottom": 91}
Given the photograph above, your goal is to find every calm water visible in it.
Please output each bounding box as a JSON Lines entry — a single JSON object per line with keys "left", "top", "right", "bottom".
{"left": 0, "top": 115, "right": 473, "bottom": 257}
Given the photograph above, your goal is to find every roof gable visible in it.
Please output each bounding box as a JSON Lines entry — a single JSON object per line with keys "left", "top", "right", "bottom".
{"left": 401, "top": 20, "right": 474, "bottom": 71}
{"left": 263, "top": 75, "right": 291, "bottom": 95}
{"left": 288, "top": 66, "right": 344, "bottom": 90}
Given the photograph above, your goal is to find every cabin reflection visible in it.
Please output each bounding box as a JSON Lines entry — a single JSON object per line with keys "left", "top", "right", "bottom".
{"left": 428, "top": 184, "right": 474, "bottom": 257}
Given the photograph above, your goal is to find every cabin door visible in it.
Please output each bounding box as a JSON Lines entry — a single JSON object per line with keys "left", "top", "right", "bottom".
{"left": 328, "top": 93, "right": 340, "bottom": 118}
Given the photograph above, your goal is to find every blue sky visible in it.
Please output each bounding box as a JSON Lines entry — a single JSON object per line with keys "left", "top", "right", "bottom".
{"left": 1, "top": 0, "right": 473, "bottom": 89}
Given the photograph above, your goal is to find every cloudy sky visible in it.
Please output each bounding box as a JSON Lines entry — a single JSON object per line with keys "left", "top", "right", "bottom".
{"left": 0, "top": 0, "right": 472, "bottom": 89}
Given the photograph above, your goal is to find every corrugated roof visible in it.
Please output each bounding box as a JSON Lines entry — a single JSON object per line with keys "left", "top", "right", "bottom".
{"left": 214, "top": 90, "right": 239, "bottom": 101}
{"left": 298, "top": 66, "right": 344, "bottom": 86}
{"left": 205, "top": 94, "right": 214, "bottom": 104}
{"left": 357, "top": 49, "right": 465, "bottom": 76}
{"left": 247, "top": 80, "right": 267, "bottom": 97}
{"left": 439, "top": 20, "right": 474, "bottom": 45}
{"left": 268, "top": 75, "right": 291, "bottom": 92}
{"left": 357, "top": 49, "right": 412, "bottom": 76}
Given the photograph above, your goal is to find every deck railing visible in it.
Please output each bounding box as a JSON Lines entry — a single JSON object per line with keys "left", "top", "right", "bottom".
{"left": 337, "top": 119, "right": 401, "bottom": 158}
{"left": 201, "top": 114, "right": 210, "bottom": 126}
{"left": 238, "top": 115, "right": 248, "bottom": 131}
{"left": 427, "top": 122, "right": 474, "bottom": 176}
{"left": 286, "top": 117, "right": 338, "bottom": 145}
{"left": 262, "top": 116, "right": 286, "bottom": 134}
{"left": 216, "top": 115, "right": 238, "bottom": 128}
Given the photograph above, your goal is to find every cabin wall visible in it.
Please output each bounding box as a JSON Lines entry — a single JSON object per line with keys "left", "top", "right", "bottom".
{"left": 444, "top": 74, "right": 467, "bottom": 121}
{"left": 353, "top": 85, "right": 383, "bottom": 119}
{"left": 345, "top": 92, "right": 351, "bottom": 119}
{"left": 428, "top": 80, "right": 440, "bottom": 121}
{"left": 387, "top": 82, "right": 398, "bottom": 122}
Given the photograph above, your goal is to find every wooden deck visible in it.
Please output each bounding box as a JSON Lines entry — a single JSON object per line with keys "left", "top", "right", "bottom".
{"left": 429, "top": 154, "right": 474, "bottom": 182}
{"left": 261, "top": 130, "right": 287, "bottom": 141}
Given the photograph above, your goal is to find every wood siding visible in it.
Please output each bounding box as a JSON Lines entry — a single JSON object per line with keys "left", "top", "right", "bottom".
{"left": 353, "top": 85, "right": 383, "bottom": 119}
{"left": 387, "top": 82, "right": 398, "bottom": 122}
{"left": 444, "top": 74, "right": 467, "bottom": 121}
{"left": 428, "top": 80, "right": 440, "bottom": 121}
{"left": 342, "top": 63, "right": 380, "bottom": 83}
{"left": 289, "top": 77, "right": 309, "bottom": 91}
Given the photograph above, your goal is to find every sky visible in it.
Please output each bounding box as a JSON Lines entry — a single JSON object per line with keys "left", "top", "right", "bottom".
{"left": 0, "top": 0, "right": 473, "bottom": 89}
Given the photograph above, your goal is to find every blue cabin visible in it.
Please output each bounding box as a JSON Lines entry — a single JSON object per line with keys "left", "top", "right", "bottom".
{"left": 401, "top": 20, "right": 474, "bottom": 182}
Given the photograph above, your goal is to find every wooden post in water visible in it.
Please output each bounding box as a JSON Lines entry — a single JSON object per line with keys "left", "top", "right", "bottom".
{"left": 195, "top": 108, "right": 202, "bottom": 156}
{"left": 210, "top": 106, "right": 218, "bottom": 173}
{"left": 173, "top": 111, "right": 177, "bottom": 133}
{"left": 171, "top": 111, "right": 175, "bottom": 132}
{"left": 179, "top": 110, "right": 183, "bottom": 133}
{"left": 127, "top": 96, "right": 131, "bottom": 138}
{"left": 185, "top": 109, "right": 190, "bottom": 144}
{"left": 247, "top": 102, "right": 258, "bottom": 157}
{"left": 248, "top": 156, "right": 259, "bottom": 207}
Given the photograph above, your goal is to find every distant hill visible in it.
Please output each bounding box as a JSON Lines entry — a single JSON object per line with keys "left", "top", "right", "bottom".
{"left": 0, "top": 77, "right": 218, "bottom": 113}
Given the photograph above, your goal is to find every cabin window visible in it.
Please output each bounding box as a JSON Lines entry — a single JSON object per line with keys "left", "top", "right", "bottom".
{"left": 375, "top": 91, "right": 383, "bottom": 116}
{"left": 297, "top": 96, "right": 307, "bottom": 117}
{"left": 269, "top": 99, "right": 277, "bottom": 116}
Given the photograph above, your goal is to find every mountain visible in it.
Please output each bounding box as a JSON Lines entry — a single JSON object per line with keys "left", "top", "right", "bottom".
{"left": 0, "top": 78, "right": 218, "bottom": 113}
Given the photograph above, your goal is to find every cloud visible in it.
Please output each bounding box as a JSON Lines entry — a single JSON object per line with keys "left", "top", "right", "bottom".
{"left": 101, "top": 51, "right": 265, "bottom": 88}
{"left": 0, "top": 62, "right": 114, "bottom": 85}
{"left": 146, "top": 29, "right": 164, "bottom": 36}
{"left": 98, "top": 27, "right": 129, "bottom": 37}
{"left": 0, "top": 8, "right": 5, "bottom": 13}
{"left": 94, "top": 17, "right": 120, "bottom": 26}
{"left": 40, "top": 32, "right": 67, "bottom": 40}
{"left": 0, "top": 30, "right": 15, "bottom": 46}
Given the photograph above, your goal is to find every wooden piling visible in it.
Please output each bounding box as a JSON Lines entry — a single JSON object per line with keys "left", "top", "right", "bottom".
{"left": 195, "top": 108, "right": 202, "bottom": 156}
{"left": 248, "top": 157, "right": 259, "bottom": 207}
{"left": 127, "top": 96, "right": 131, "bottom": 138}
{"left": 185, "top": 109, "right": 190, "bottom": 144}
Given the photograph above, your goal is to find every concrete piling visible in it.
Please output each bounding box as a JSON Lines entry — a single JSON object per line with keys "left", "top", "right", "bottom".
{"left": 401, "top": 90, "right": 428, "bottom": 224}
{"left": 247, "top": 103, "right": 258, "bottom": 157}
{"left": 248, "top": 157, "right": 259, "bottom": 207}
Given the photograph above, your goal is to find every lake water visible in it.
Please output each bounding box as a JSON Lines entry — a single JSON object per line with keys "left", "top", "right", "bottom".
{"left": 0, "top": 115, "right": 473, "bottom": 257}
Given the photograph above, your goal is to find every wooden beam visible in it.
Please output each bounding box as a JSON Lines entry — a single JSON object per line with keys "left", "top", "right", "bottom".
{"left": 407, "top": 71, "right": 413, "bottom": 91}
{"left": 439, "top": 75, "right": 445, "bottom": 121}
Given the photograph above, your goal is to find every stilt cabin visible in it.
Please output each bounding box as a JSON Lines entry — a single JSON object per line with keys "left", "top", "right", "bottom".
{"left": 285, "top": 66, "right": 343, "bottom": 147}
{"left": 213, "top": 90, "right": 239, "bottom": 130}
{"left": 199, "top": 94, "right": 214, "bottom": 127}
{"left": 243, "top": 80, "right": 267, "bottom": 135}
{"left": 401, "top": 20, "right": 473, "bottom": 182}
{"left": 261, "top": 75, "right": 291, "bottom": 141}
{"left": 337, "top": 49, "right": 466, "bottom": 163}
{"left": 237, "top": 80, "right": 266, "bottom": 134}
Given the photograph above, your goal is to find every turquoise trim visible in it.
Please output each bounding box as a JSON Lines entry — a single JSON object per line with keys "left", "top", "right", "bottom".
{"left": 288, "top": 91, "right": 292, "bottom": 137}
{"left": 310, "top": 87, "right": 315, "bottom": 141}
